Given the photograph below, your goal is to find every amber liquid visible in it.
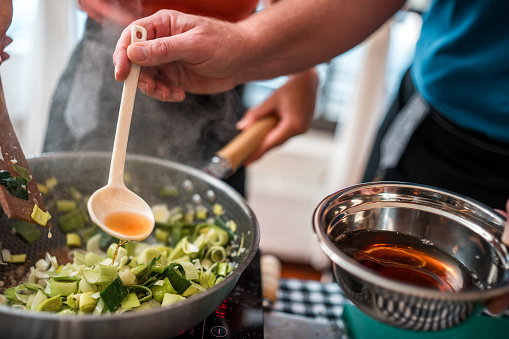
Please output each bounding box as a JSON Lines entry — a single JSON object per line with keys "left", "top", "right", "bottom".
{"left": 104, "top": 211, "right": 152, "bottom": 264}
{"left": 336, "top": 230, "right": 479, "bottom": 292}
{"left": 104, "top": 211, "right": 153, "bottom": 237}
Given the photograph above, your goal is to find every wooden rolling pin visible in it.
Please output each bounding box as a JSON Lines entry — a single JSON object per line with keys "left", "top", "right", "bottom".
{"left": 203, "top": 115, "right": 278, "bottom": 179}
{"left": 0, "top": 76, "right": 50, "bottom": 229}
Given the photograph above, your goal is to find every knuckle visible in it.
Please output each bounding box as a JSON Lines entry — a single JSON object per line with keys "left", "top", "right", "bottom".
{"left": 151, "top": 39, "right": 172, "bottom": 58}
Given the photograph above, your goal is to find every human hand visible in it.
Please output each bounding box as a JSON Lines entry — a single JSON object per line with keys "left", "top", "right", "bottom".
{"left": 236, "top": 68, "right": 319, "bottom": 165}
{"left": 0, "top": 0, "right": 13, "bottom": 64}
{"left": 113, "top": 10, "right": 247, "bottom": 102}
{"left": 485, "top": 198, "right": 509, "bottom": 314}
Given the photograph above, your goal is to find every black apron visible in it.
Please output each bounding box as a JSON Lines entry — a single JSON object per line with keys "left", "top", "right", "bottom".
{"left": 363, "top": 69, "right": 509, "bottom": 210}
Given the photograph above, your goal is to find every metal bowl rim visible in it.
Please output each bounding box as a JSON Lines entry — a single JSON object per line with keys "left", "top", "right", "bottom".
{"left": 313, "top": 181, "right": 509, "bottom": 301}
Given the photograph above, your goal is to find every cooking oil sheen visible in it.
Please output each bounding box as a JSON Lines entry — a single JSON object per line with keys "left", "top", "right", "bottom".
{"left": 336, "top": 230, "right": 480, "bottom": 292}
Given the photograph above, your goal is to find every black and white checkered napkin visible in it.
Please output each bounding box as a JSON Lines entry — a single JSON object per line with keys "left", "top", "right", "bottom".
{"left": 273, "top": 278, "right": 352, "bottom": 322}
{"left": 273, "top": 278, "right": 509, "bottom": 323}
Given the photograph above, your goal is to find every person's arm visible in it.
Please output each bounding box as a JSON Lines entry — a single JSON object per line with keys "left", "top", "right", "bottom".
{"left": 0, "top": 0, "right": 13, "bottom": 64}
{"left": 236, "top": 0, "right": 319, "bottom": 165}
{"left": 113, "top": 0, "right": 404, "bottom": 101}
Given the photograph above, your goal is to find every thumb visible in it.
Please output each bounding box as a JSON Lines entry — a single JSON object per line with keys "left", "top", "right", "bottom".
{"left": 127, "top": 35, "right": 192, "bottom": 66}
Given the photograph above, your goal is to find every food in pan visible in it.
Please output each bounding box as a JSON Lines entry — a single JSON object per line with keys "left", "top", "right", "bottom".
{"left": 0, "top": 180, "right": 243, "bottom": 315}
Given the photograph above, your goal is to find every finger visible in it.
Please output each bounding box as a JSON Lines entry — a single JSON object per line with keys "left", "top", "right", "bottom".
{"left": 238, "top": 97, "right": 277, "bottom": 130}
{"left": 485, "top": 293, "right": 509, "bottom": 315}
{"left": 127, "top": 37, "right": 185, "bottom": 66}
{"left": 1, "top": 35, "right": 12, "bottom": 49}
{"left": 502, "top": 199, "right": 509, "bottom": 244}
{"left": 0, "top": 51, "right": 9, "bottom": 63}
{"left": 138, "top": 70, "right": 186, "bottom": 102}
{"left": 113, "top": 25, "right": 135, "bottom": 81}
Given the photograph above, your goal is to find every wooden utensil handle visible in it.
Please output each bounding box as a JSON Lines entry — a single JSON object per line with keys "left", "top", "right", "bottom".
{"left": 216, "top": 115, "right": 278, "bottom": 172}
{"left": 261, "top": 254, "right": 282, "bottom": 309}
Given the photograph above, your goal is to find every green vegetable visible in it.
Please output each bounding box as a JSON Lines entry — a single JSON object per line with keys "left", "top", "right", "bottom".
{"left": 31, "top": 205, "right": 51, "bottom": 227}
{"left": 66, "top": 294, "right": 78, "bottom": 309}
{"left": 0, "top": 185, "right": 243, "bottom": 316}
{"left": 0, "top": 170, "right": 28, "bottom": 200}
{"left": 12, "top": 163, "right": 31, "bottom": 182}
{"left": 68, "top": 186, "right": 83, "bottom": 202}
{"left": 82, "top": 264, "right": 118, "bottom": 285}
{"left": 100, "top": 277, "right": 129, "bottom": 312}
{"left": 128, "top": 285, "right": 153, "bottom": 303}
{"left": 150, "top": 278, "right": 176, "bottom": 303}
{"left": 49, "top": 279, "right": 78, "bottom": 297}
{"left": 135, "top": 256, "right": 160, "bottom": 284}
{"left": 11, "top": 221, "right": 41, "bottom": 244}
{"left": 56, "top": 200, "right": 77, "bottom": 213}
{"left": 58, "top": 208, "right": 88, "bottom": 233}
{"left": 163, "top": 264, "right": 192, "bottom": 295}
{"left": 214, "top": 217, "right": 235, "bottom": 241}
{"left": 205, "top": 246, "right": 227, "bottom": 263}
{"left": 217, "top": 262, "right": 229, "bottom": 277}
{"left": 66, "top": 233, "right": 82, "bottom": 248}
{"left": 4, "top": 253, "right": 27, "bottom": 263}
{"left": 30, "top": 290, "right": 48, "bottom": 311}
{"left": 35, "top": 294, "right": 63, "bottom": 312}
{"left": 120, "top": 292, "right": 140, "bottom": 309}
{"left": 158, "top": 185, "right": 179, "bottom": 197}
{"left": 161, "top": 293, "right": 185, "bottom": 306}
{"left": 79, "top": 292, "right": 97, "bottom": 313}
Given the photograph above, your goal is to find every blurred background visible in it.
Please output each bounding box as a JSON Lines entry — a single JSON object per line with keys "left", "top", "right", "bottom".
{"left": 1, "top": 0, "right": 427, "bottom": 275}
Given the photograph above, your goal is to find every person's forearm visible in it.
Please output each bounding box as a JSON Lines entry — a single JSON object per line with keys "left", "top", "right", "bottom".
{"left": 234, "top": 0, "right": 405, "bottom": 83}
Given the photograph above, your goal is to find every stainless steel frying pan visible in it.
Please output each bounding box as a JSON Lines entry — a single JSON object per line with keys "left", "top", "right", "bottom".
{"left": 0, "top": 151, "right": 260, "bottom": 339}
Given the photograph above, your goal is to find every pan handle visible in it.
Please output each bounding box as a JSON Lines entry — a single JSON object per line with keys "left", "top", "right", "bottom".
{"left": 216, "top": 115, "right": 278, "bottom": 174}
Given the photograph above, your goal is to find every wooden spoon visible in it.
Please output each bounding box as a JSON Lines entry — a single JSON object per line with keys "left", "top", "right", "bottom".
{"left": 87, "top": 25, "right": 154, "bottom": 242}
{"left": 0, "top": 75, "right": 50, "bottom": 229}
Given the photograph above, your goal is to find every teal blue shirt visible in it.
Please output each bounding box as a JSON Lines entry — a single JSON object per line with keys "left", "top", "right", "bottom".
{"left": 411, "top": 0, "right": 509, "bottom": 143}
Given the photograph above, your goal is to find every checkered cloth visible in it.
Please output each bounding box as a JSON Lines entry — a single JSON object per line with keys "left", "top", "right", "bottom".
{"left": 273, "top": 278, "right": 509, "bottom": 323}
{"left": 273, "top": 278, "right": 352, "bottom": 323}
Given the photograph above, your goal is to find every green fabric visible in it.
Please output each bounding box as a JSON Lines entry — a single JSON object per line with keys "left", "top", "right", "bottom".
{"left": 342, "top": 304, "right": 509, "bottom": 339}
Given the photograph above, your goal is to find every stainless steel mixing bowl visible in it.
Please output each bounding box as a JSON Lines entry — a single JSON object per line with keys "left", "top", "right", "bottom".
{"left": 313, "top": 182, "right": 509, "bottom": 331}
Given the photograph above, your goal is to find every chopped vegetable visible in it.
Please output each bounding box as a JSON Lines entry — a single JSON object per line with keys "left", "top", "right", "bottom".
{"left": 158, "top": 185, "right": 179, "bottom": 197}
{"left": 66, "top": 233, "right": 82, "bottom": 248}
{"left": 161, "top": 293, "right": 185, "bottom": 306}
{"left": 7, "top": 254, "right": 27, "bottom": 263}
{"left": 58, "top": 208, "right": 87, "bottom": 233}
{"left": 120, "top": 292, "right": 140, "bottom": 309}
{"left": 31, "top": 204, "right": 51, "bottom": 226}
{"left": 12, "top": 163, "right": 31, "bottom": 182}
{"left": 11, "top": 221, "right": 41, "bottom": 244}
{"left": 56, "top": 200, "right": 77, "bottom": 213}
{"left": 0, "top": 170, "right": 28, "bottom": 200}
{"left": 79, "top": 292, "right": 98, "bottom": 313}
{"left": 163, "top": 264, "right": 192, "bottom": 295}
{"left": 0, "top": 185, "right": 244, "bottom": 316}
{"left": 100, "top": 277, "right": 129, "bottom": 312}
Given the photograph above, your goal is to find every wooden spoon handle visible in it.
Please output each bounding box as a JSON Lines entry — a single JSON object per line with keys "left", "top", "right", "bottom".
{"left": 261, "top": 254, "right": 282, "bottom": 309}
{"left": 216, "top": 115, "right": 278, "bottom": 173}
{"left": 108, "top": 25, "right": 147, "bottom": 187}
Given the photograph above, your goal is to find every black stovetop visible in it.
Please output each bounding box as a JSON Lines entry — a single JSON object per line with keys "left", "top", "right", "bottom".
{"left": 177, "top": 251, "right": 264, "bottom": 338}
